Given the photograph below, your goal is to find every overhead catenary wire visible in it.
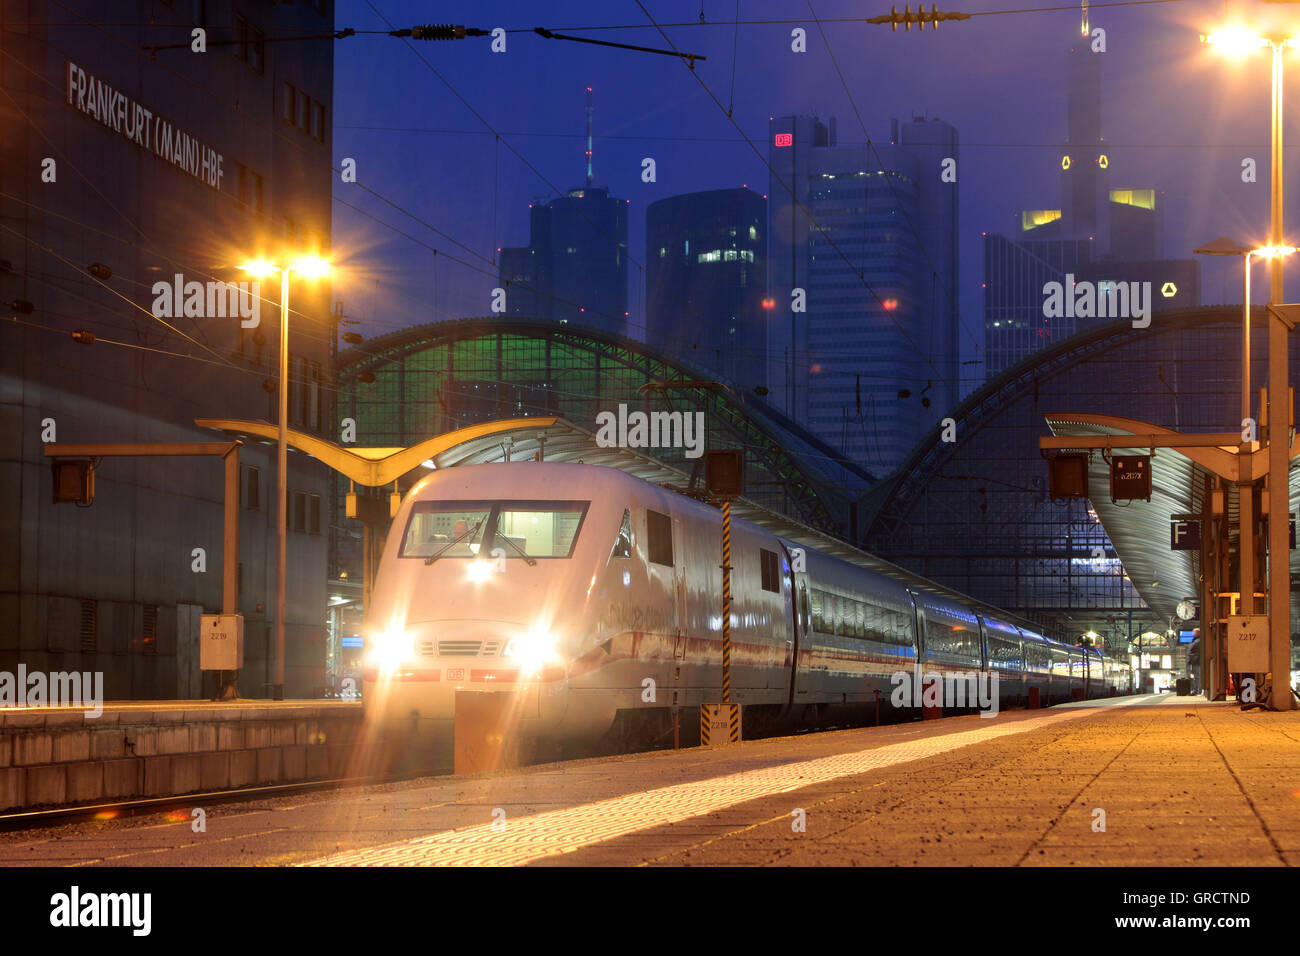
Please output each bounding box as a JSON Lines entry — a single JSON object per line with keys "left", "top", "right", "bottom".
{"left": 500, "top": 0, "right": 1186, "bottom": 31}
{"left": 337, "top": 125, "right": 1294, "bottom": 150}
{"left": 0, "top": 0, "right": 1189, "bottom": 35}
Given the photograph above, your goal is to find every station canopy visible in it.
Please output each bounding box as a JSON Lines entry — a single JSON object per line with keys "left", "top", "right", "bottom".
{"left": 1043, "top": 410, "right": 1300, "bottom": 624}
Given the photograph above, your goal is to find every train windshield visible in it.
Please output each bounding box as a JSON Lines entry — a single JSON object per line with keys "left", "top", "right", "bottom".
{"left": 400, "top": 500, "right": 589, "bottom": 559}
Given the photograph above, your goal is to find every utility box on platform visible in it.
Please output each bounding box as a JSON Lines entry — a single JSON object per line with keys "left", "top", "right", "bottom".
{"left": 1227, "top": 614, "right": 1270, "bottom": 673}
{"left": 200, "top": 613, "right": 244, "bottom": 670}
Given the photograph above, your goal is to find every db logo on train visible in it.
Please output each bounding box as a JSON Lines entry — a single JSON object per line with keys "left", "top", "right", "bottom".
{"left": 446, "top": 668, "right": 465, "bottom": 681}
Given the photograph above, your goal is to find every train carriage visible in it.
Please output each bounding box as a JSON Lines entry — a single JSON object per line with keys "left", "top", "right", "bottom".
{"left": 363, "top": 462, "right": 1129, "bottom": 744}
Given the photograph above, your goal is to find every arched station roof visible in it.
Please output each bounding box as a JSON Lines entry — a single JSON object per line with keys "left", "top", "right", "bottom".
{"left": 860, "top": 306, "right": 1298, "bottom": 647}
{"left": 332, "top": 316, "right": 875, "bottom": 534}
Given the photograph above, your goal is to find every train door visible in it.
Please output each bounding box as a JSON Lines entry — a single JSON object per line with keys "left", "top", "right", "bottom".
{"left": 781, "top": 544, "right": 806, "bottom": 705}
{"left": 907, "top": 589, "right": 927, "bottom": 665}
{"left": 776, "top": 543, "right": 796, "bottom": 689}
{"left": 672, "top": 515, "right": 687, "bottom": 660}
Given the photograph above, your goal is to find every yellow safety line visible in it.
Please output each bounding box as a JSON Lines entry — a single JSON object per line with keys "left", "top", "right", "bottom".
{"left": 304, "top": 706, "right": 1103, "bottom": 867}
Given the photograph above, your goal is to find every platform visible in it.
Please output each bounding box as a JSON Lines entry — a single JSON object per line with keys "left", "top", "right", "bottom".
{"left": 0, "top": 699, "right": 363, "bottom": 811}
{"left": 0, "top": 693, "right": 1295, "bottom": 866}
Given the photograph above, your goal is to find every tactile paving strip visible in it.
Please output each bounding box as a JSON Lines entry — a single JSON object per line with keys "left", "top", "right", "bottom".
{"left": 305, "top": 707, "right": 1101, "bottom": 867}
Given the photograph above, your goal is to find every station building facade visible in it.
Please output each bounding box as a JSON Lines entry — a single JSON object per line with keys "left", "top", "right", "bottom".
{"left": 0, "top": 1, "right": 335, "bottom": 698}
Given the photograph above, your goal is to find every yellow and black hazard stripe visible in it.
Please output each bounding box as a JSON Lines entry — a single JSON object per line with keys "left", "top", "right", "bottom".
{"left": 700, "top": 703, "right": 742, "bottom": 745}
{"left": 721, "top": 500, "right": 733, "bottom": 704}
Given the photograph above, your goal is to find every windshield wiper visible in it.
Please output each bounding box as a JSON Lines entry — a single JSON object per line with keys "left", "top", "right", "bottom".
{"left": 424, "top": 520, "right": 483, "bottom": 565}
{"left": 492, "top": 525, "right": 537, "bottom": 566}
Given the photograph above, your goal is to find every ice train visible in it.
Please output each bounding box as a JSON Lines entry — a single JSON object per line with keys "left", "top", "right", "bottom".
{"left": 362, "top": 462, "right": 1131, "bottom": 745}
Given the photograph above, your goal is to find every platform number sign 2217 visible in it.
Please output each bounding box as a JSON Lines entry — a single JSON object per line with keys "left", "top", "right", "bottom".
{"left": 1110, "top": 455, "right": 1151, "bottom": 503}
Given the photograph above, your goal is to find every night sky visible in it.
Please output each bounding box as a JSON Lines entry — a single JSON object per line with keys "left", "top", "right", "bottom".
{"left": 332, "top": 0, "right": 1300, "bottom": 395}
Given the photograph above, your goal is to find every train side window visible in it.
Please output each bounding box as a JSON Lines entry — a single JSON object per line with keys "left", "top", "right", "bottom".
{"left": 609, "top": 510, "right": 633, "bottom": 560}
{"left": 646, "top": 509, "right": 673, "bottom": 566}
{"left": 759, "top": 548, "right": 780, "bottom": 592}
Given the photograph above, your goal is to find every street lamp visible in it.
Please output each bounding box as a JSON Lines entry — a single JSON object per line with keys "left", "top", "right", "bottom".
{"left": 1192, "top": 239, "right": 1296, "bottom": 427}
{"left": 1201, "top": 26, "right": 1298, "bottom": 710}
{"left": 239, "top": 255, "right": 331, "bottom": 700}
{"left": 1193, "top": 242, "right": 1296, "bottom": 695}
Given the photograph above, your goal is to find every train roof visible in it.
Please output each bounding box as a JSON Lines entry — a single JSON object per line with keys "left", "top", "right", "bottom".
{"left": 406, "top": 460, "right": 1119, "bottom": 660}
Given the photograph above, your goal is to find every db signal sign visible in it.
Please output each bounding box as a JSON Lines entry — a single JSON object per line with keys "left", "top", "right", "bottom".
{"left": 1110, "top": 455, "right": 1151, "bottom": 502}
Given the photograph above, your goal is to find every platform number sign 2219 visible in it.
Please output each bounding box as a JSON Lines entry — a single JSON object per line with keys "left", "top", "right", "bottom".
{"left": 1110, "top": 455, "right": 1151, "bottom": 503}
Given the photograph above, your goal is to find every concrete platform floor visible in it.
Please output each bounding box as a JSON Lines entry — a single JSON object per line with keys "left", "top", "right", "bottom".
{"left": 0, "top": 693, "right": 1295, "bottom": 866}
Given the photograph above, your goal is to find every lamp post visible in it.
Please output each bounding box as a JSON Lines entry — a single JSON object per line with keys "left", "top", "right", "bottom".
{"left": 1203, "top": 25, "right": 1298, "bottom": 710}
{"left": 1191, "top": 238, "right": 1277, "bottom": 426}
{"left": 239, "top": 256, "right": 331, "bottom": 700}
{"left": 1194, "top": 240, "right": 1297, "bottom": 698}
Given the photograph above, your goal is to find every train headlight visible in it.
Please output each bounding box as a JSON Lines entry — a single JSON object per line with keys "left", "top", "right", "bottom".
{"left": 465, "top": 560, "right": 494, "bottom": 584}
{"left": 504, "top": 626, "right": 557, "bottom": 668}
{"left": 367, "top": 627, "right": 414, "bottom": 672}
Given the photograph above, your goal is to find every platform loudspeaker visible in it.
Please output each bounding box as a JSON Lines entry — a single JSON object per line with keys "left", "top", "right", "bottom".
{"left": 1048, "top": 453, "right": 1088, "bottom": 500}
{"left": 705, "top": 449, "right": 744, "bottom": 499}
{"left": 51, "top": 459, "right": 94, "bottom": 504}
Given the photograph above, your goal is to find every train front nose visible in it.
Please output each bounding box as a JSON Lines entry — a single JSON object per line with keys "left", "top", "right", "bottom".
{"left": 361, "top": 620, "right": 564, "bottom": 732}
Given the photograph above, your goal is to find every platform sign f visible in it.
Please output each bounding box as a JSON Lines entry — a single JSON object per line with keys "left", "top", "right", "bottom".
{"left": 1170, "top": 518, "right": 1200, "bottom": 552}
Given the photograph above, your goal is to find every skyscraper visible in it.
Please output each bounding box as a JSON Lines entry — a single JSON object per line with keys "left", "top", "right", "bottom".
{"left": 646, "top": 188, "right": 768, "bottom": 390}
{"left": 767, "top": 115, "right": 959, "bottom": 476}
{"left": 498, "top": 92, "right": 629, "bottom": 335}
{"left": 983, "top": 25, "right": 1199, "bottom": 379}
{"left": 1061, "top": 38, "right": 1109, "bottom": 246}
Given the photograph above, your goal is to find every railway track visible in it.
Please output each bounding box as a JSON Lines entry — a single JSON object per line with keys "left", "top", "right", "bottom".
{"left": 0, "top": 769, "right": 448, "bottom": 832}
